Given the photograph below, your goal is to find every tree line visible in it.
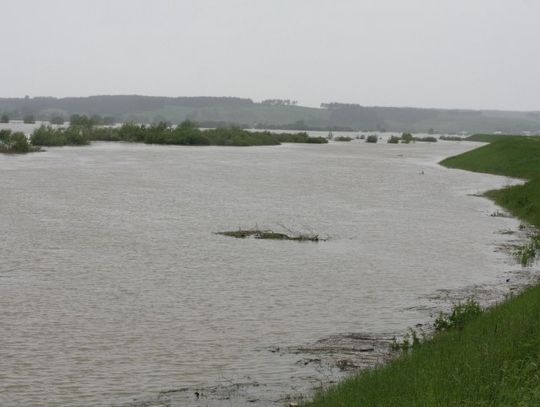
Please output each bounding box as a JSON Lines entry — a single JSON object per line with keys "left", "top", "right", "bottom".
{"left": 1, "top": 119, "right": 327, "bottom": 153}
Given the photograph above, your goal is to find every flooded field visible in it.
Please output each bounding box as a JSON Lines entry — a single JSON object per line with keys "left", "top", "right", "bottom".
{"left": 0, "top": 139, "right": 530, "bottom": 406}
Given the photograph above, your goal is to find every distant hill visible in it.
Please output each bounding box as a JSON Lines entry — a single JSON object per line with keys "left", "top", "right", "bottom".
{"left": 1, "top": 95, "right": 539, "bottom": 134}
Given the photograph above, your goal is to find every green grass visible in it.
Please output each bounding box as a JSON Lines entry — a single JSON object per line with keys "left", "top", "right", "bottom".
{"left": 486, "top": 180, "right": 540, "bottom": 230}
{"left": 441, "top": 137, "right": 540, "bottom": 182}
{"left": 441, "top": 136, "right": 540, "bottom": 229}
{"left": 465, "top": 133, "right": 521, "bottom": 142}
{"left": 307, "top": 137, "right": 540, "bottom": 407}
{"left": 309, "top": 286, "right": 540, "bottom": 406}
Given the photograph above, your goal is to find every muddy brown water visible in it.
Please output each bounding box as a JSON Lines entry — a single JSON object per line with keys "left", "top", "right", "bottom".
{"left": 0, "top": 136, "right": 533, "bottom": 406}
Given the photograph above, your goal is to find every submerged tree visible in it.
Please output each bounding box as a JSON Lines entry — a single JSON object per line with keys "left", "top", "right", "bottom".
{"left": 23, "top": 114, "right": 35, "bottom": 124}
{"left": 401, "top": 132, "right": 414, "bottom": 143}
{"left": 0, "top": 129, "right": 32, "bottom": 153}
{"left": 50, "top": 115, "right": 65, "bottom": 125}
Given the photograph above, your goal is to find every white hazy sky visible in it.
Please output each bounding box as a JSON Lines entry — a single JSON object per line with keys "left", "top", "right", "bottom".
{"left": 2, "top": 0, "right": 539, "bottom": 110}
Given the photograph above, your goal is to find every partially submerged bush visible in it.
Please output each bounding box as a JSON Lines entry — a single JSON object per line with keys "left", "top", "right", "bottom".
{"left": 334, "top": 136, "right": 353, "bottom": 142}
{"left": 23, "top": 114, "right": 35, "bottom": 124}
{"left": 390, "top": 299, "right": 483, "bottom": 356}
{"left": 434, "top": 299, "right": 482, "bottom": 332}
{"left": 366, "top": 135, "right": 378, "bottom": 143}
{"left": 0, "top": 129, "right": 36, "bottom": 154}
{"left": 30, "top": 125, "right": 93, "bottom": 146}
{"left": 414, "top": 136, "right": 438, "bottom": 142}
{"left": 387, "top": 136, "right": 400, "bottom": 144}
{"left": 440, "top": 135, "right": 463, "bottom": 141}
{"left": 49, "top": 116, "right": 65, "bottom": 125}
{"left": 514, "top": 233, "right": 540, "bottom": 267}
{"left": 27, "top": 121, "right": 328, "bottom": 148}
{"left": 401, "top": 132, "right": 414, "bottom": 143}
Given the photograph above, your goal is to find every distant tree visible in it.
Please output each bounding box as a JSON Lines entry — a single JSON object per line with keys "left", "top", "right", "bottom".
{"left": 152, "top": 115, "right": 168, "bottom": 124}
{"left": 70, "top": 114, "right": 95, "bottom": 127}
{"left": 334, "top": 136, "right": 353, "bottom": 142}
{"left": 102, "top": 116, "right": 116, "bottom": 125}
{"left": 90, "top": 114, "right": 103, "bottom": 125}
{"left": 11, "top": 132, "right": 30, "bottom": 153}
{"left": 261, "top": 99, "right": 293, "bottom": 107}
{"left": 0, "top": 130, "right": 31, "bottom": 153}
{"left": 0, "top": 129, "right": 11, "bottom": 144}
{"left": 321, "top": 102, "right": 363, "bottom": 109}
{"left": 366, "top": 135, "right": 378, "bottom": 143}
{"left": 23, "top": 114, "right": 35, "bottom": 124}
{"left": 401, "top": 132, "right": 414, "bottom": 143}
{"left": 178, "top": 119, "right": 197, "bottom": 130}
{"left": 151, "top": 121, "right": 170, "bottom": 132}
{"left": 0, "top": 113, "right": 9, "bottom": 123}
{"left": 428, "top": 128, "right": 435, "bottom": 135}
{"left": 50, "top": 116, "right": 65, "bottom": 125}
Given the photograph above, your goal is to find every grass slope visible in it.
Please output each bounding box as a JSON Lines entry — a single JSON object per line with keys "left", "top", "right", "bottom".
{"left": 441, "top": 137, "right": 540, "bottom": 180}
{"left": 442, "top": 137, "right": 540, "bottom": 228}
{"left": 465, "top": 134, "right": 521, "bottom": 142}
{"left": 308, "top": 137, "right": 540, "bottom": 406}
{"left": 486, "top": 180, "right": 540, "bottom": 230}
{"left": 309, "top": 285, "right": 540, "bottom": 406}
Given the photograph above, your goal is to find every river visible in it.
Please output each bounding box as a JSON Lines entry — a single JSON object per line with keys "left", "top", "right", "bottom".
{"left": 0, "top": 137, "right": 527, "bottom": 406}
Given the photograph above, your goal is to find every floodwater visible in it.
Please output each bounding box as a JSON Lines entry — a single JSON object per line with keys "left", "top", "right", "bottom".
{"left": 0, "top": 138, "right": 528, "bottom": 406}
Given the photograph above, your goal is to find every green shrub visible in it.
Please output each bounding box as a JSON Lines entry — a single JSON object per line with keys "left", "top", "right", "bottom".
{"left": 366, "top": 135, "right": 378, "bottom": 143}
{"left": 514, "top": 233, "right": 540, "bottom": 267}
{"left": 64, "top": 126, "right": 91, "bottom": 145}
{"left": 27, "top": 120, "right": 328, "bottom": 148}
{"left": 434, "top": 299, "right": 482, "bottom": 332}
{"left": 0, "top": 129, "right": 11, "bottom": 144}
{"left": 11, "top": 132, "right": 30, "bottom": 153}
{"left": 414, "top": 136, "right": 438, "bottom": 142}
{"left": 31, "top": 125, "right": 67, "bottom": 146}
{"left": 0, "top": 130, "right": 33, "bottom": 154}
{"left": 440, "top": 135, "right": 463, "bottom": 141}
{"left": 400, "top": 132, "right": 414, "bottom": 143}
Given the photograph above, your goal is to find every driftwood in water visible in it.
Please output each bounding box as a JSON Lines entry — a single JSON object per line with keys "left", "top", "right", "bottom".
{"left": 217, "top": 229, "right": 321, "bottom": 242}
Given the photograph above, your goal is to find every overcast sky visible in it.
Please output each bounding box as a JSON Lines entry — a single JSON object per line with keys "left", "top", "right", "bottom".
{"left": 2, "top": 0, "right": 539, "bottom": 110}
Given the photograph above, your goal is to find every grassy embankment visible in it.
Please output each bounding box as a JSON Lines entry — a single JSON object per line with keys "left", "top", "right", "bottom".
{"left": 464, "top": 134, "right": 521, "bottom": 142}
{"left": 443, "top": 136, "right": 540, "bottom": 228}
{"left": 308, "top": 136, "right": 540, "bottom": 407}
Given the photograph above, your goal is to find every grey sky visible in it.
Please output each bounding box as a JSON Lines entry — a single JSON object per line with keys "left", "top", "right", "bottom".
{"left": 2, "top": 0, "right": 539, "bottom": 110}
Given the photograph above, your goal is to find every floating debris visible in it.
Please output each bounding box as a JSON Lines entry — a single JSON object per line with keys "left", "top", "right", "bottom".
{"left": 217, "top": 229, "right": 323, "bottom": 242}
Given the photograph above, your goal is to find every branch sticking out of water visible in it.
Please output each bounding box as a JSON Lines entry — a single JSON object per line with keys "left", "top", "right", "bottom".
{"left": 216, "top": 228, "right": 323, "bottom": 242}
